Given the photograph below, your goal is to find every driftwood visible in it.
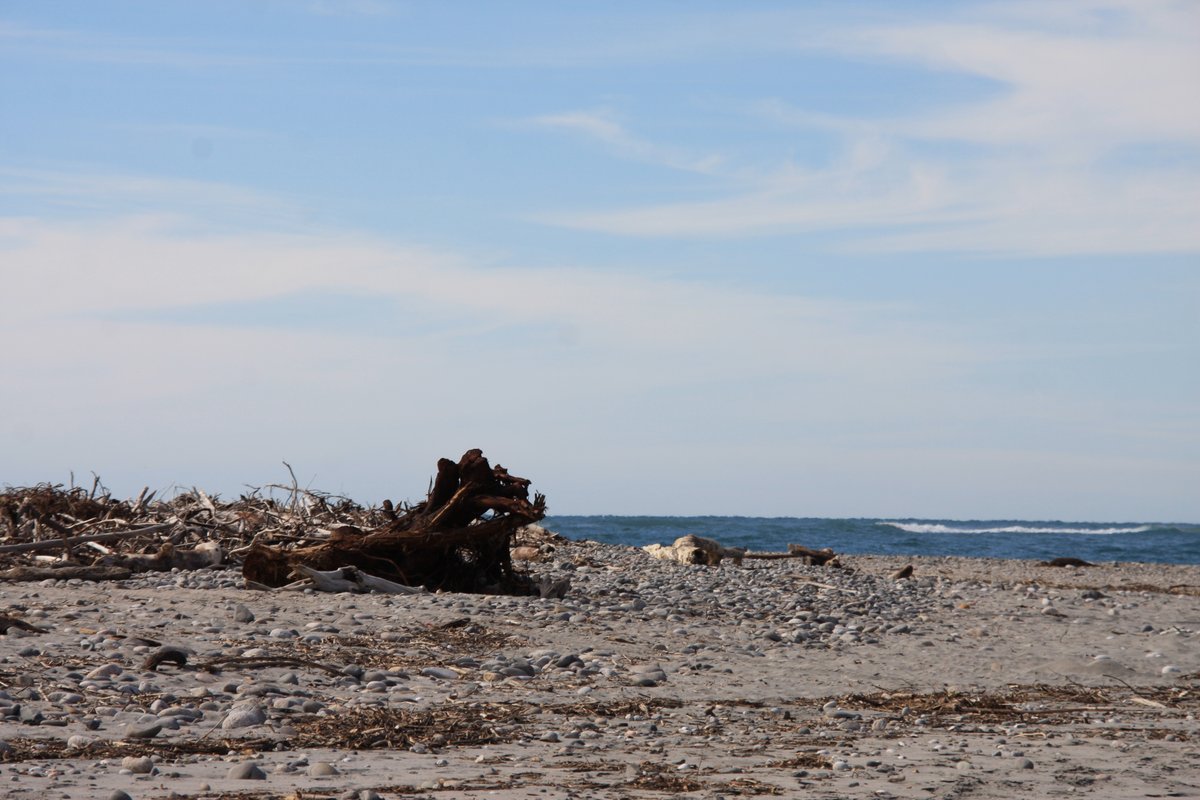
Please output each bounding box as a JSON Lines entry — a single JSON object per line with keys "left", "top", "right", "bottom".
{"left": 645, "top": 537, "right": 842, "bottom": 568}
{"left": 0, "top": 523, "right": 176, "bottom": 555}
{"left": 0, "top": 477, "right": 393, "bottom": 582}
{"left": 0, "top": 565, "right": 133, "bottom": 582}
{"left": 644, "top": 535, "right": 746, "bottom": 566}
{"left": 0, "top": 615, "right": 49, "bottom": 634}
{"left": 742, "top": 545, "right": 838, "bottom": 565}
{"left": 243, "top": 449, "right": 547, "bottom": 595}
{"left": 288, "top": 565, "right": 427, "bottom": 594}
{"left": 144, "top": 646, "right": 191, "bottom": 671}
{"left": 1040, "top": 557, "right": 1095, "bottom": 568}
{"left": 105, "top": 541, "right": 222, "bottom": 572}
{"left": 0, "top": 543, "right": 221, "bottom": 584}
{"left": 785, "top": 543, "right": 840, "bottom": 566}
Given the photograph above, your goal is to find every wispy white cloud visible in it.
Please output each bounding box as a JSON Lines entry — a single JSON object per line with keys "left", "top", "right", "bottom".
{"left": 524, "top": 111, "right": 725, "bottom": 175}
{"left": 3, "top": 208, "right": 1193, "bottom": 516}
{"left": 0, "top": 214, "right": 967, "bottom": 381}
{"left": 0, "top": 20, "right": 280, "bottom": 68}
{"left": 0, "top": 211, "right": 985, "bottom": 508}
{"left": 855, "top": 4, "right": 1200, "bottom": 150}
{"left": 0, "top": 165, "right": 304, "bottom": 227}
{"left": 530, "top": 1, "right": 1200, "bottom": 255}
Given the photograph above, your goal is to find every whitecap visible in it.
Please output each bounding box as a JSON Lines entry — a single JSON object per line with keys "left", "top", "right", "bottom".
{"left": 877, "top": 522, "right": 1151, "bottom": 536}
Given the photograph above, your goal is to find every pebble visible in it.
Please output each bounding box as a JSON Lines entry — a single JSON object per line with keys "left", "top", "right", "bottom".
{"left": 0, "top": 545, "right": 1190, "bottom": 796}
{"left": 421, "top": 667, "right": 459, "bottom": 681}
{"left": 125, "top": 723, "right": 163, "bottom": 740}
{"left": 307, "top": 761, "right": 339, "bottom": 776}
{"left": 120, "top": 755, "right": 155, "bottom": 774}
{"left": 227, "top": 761, "right": 268, "bottom": 780}
{"left": 222, "top": 704, "right": 267, "bottom": 730}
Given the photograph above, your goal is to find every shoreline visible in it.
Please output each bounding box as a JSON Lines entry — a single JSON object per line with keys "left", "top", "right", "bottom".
{"left": 842, "top": 552, "right": 1200, "bottom": 594}
{"left": 0, "top": 541, "right": 1196, "bottom": 798}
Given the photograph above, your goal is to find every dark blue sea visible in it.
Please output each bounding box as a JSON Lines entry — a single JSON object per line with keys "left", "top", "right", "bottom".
{"left": 544, "top": 517, "right": 1200, "bottom": 565}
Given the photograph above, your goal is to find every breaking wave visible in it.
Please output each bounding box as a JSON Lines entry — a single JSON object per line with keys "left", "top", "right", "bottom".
{"left": 877, "top": 522, "right": 1153, "bottom": 536}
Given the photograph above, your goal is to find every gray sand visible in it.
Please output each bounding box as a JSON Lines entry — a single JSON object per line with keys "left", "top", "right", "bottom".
{"left": 0, "top": 542, "right": 1197, "bottom": 798}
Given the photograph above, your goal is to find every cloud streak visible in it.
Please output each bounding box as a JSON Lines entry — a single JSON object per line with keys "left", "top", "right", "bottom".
{"left": 0, "top": 211, "right": 985, "bottom": 511}
{"left": 524, "top": 111, "right": 725, "bottom": 176}
{"left": 529, "top": 1, "right": 1200, "bottom": 255}
{"left": 3, "top": 207, "right": 1194, "bottom": 516}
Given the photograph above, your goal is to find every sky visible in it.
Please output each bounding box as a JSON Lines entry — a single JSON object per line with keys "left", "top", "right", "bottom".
{"left": 2, "top": 1, "right": 1198, "bottom": 521}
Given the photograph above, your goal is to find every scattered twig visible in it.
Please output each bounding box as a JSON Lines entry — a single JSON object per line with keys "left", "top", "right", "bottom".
{"left": 1102, "top": 673, "right": 1156, "bottom": 699}
{"left": 0, "top": 524, "right": 176, "bottom": 555}
{"left": 198, "top": 654, "right": 346, "bottom": 678}
{"left": 0, "top": 616, "right": 48, "bottom": 635}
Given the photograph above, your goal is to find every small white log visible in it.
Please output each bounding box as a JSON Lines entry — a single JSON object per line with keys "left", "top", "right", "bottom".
{"left": 292, "top": 565, "right": 426, "bottom": 594}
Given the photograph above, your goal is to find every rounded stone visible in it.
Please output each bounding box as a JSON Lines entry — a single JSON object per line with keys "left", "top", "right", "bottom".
{"left": 125, "top": 722, "right": 162, "bottom": 740}
{"left": 121, "top": 755, "right": 155, "bottom": 774}
{"left": 307, "top": 761, "right": 338, "bottom": 777}
{"left": 227, "top": 761, "right": 268, "bottom": 780}
{"left": 222, "top": 704, "right": 267, "bottom": 730}
{"left": 421, "top": 667, "right": 459, "bottom": 681}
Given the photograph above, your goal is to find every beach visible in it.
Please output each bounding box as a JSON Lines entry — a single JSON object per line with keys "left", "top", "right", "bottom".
{"left": 0, "top": 540, "right": 1197, "bottom": 799}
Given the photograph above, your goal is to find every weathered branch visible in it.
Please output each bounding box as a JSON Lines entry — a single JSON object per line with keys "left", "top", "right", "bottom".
{"left": 0, "top": 523, "right": 176, "bottom": 555}
{"left": 242, "top": 450, "right": 547, "bottom": 595}
{"left": 0, "top": 565, "right": 133, "bottom": 582}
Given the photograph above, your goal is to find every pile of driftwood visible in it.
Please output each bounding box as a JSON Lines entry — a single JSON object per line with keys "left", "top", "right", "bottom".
{"left": 243, "top": 449, "right": 551, "bottom": 596}
{"left": 0, "top": 450, "right": 556, "bottom": 596}
{"left": 643, "top": 535, "right": 840, "bottom": 567}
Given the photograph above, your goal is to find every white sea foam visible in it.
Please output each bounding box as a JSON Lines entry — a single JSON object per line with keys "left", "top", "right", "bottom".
{"left": 877, "top": 522, "right": 1152, "bottom": 536}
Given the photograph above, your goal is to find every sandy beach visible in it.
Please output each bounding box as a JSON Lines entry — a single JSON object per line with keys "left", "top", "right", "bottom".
{"left": 0, "top": 541, "right": 1197, "bottom": 799}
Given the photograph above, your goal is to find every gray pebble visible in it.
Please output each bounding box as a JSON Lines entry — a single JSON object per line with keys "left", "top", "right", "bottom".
{"left": 222, "top": 704, "right": 267, "bottom": 730}
{"left": 227, "top": 761, "right": 268, "bottom": 780}
{"left": 125, "top": 722, "right": 162, "bottom": 739}
{"left": 121, "top": 755, "right": 155, "bottom": 774}
{"left": 421, "top": 667, "right": 459, "bottom": 681}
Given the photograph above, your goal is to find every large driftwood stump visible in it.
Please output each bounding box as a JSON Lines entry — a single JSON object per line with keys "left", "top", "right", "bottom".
{"left": 242, "top": 450, "right": 546, "bottom": 595}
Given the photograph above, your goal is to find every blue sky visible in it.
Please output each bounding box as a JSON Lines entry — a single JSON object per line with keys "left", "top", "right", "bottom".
{"left": 2, "top": 0, "right": 1197, "bottom": 520}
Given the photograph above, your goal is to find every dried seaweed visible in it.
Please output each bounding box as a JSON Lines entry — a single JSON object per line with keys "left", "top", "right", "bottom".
{"left": 625, "top": 761, "right": 707, "bottom": 793}
{"left": 829, "top": 681, "right": 1200, "bottom": 728}
{"left": 541, "top": 697, "right": 685, "bottom": 719}
{"left": 765, "top": 752, "right": 835, "bottom": 770}
{"left": 0, "top": 735, "right": 280, "bottom": 762}
{"left": 285, "top": 702, "right": 527, "bottom": 750}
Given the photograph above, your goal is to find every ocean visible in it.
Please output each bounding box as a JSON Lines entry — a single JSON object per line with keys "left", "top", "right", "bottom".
{"left": 544, "top": 517, "right": 1200, "bottom": 565}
